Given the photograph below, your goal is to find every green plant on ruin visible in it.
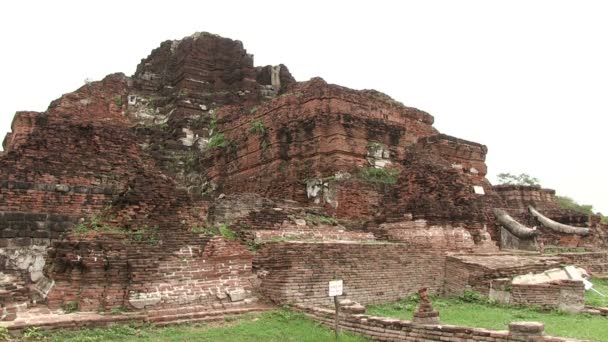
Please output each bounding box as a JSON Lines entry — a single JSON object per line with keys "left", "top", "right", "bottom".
{"left": 129, "top": 226, "right": 160, "bottom": 246}
{"left": 178, "top": 89, "right": 190, "bottom": 97}
{"left": 357, "top": 167, "right": 400, "bottom": 185}
{"left": 250, "top": 120, "right": 266, "bottom": 135}
{"left": 71, "top": 213, "right": 123, "bottom": 236}
{"left": 304, "top": 213, "right": 339, "bottom": 226}
{"left": 62, "top": 301, "right": 79, "bottom": 313}
{"left": 249, "top": 105, "right": 259, "bottom": 114}
{"left": 367, "top": 141, "right": 384, "bottom": 154}
{"left": 496, "top": 172, "right": 540, "bottom": 186}
{"left": 206, "top": 133, "right": 227, "bottom": 150}
{"left": 22, "top": 326, "right": 44, "bottom": 339}
{"left": 204, "top": 115, "right": 227, "bottom": 150}
{"left": 114, "top": 95, "right": 123, "bottom": 107}
{"left": 191, "top": 223, "right": 236, "bottom": 241}
{"left": 555, "top": 196, "right": 595, "bottom": 216}
{"left": 0, "top": 327, "right": 9, "bottom": 341}
{"left": 250, "top": 120, "right": 270, "bottom": 151}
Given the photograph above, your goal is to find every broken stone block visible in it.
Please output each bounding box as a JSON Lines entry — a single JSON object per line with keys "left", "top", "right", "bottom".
{"left": 227, "top": 289, "right": 248, "bottom": 302}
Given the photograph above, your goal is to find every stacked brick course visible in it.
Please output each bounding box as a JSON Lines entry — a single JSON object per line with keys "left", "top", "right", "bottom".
{"left": 253, "top": 242, "right": 445, "bottom": 306}
{"left": 295, "top": 304, "right": 580, "bottom": 342}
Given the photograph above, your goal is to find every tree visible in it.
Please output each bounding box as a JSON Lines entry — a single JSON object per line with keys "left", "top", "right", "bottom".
{"left": 555, "top": 196, "right": 595, "bottom": 215}
{"left": 496, "top": 173, "right": 540, "bottom": 186}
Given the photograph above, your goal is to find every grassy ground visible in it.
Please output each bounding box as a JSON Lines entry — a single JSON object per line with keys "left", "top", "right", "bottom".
{"left": 13, "top": 310, "right": 369, "bottom": 342}
{"left": 586, "top": 277, "right": 608, "bottom": 307}
{"left": 367, "top": 292, "right": 608, "bottom": 342}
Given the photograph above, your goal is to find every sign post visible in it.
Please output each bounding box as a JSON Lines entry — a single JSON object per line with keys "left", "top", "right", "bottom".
{"left": 328, "top": 279, "right": 343, "bottom": 339}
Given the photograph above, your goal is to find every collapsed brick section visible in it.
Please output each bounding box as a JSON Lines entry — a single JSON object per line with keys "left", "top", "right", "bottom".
{"left": 443, "top": 253, "right": 564, "bottom": 296}
{"left": 1, "top": 31, "right": 606, "bottom": 324}
{"left": 491, "top": 278, "right": 584, "bottom": 312}
{"left": 46, "top": 235, "right": 255, "bottom": 311}
{"left": 253, "top": 242, "right": 446, "bottom": 306}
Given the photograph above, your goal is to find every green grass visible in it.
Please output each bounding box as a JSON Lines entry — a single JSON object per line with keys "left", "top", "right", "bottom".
{"left": 587, "top": 277, "right": 608, "bottom": 308}
{"left": 357, "top": 167, "right": 400, "bottom": 185}
{"left": 368, "top": 294, "right": 608, "bottom": 342}
{"left": 32, "top": 310, "right": 369, "bottom": 342}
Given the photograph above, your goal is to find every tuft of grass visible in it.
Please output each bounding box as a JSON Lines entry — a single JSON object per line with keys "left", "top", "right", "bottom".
{"left": 305, "top": 213, "right": 339, "bottom": 226}
{"left": 36, "top": 310, "right": 370, "bottom": 342}
{"left": 357, "top": 167, "right": 400, "bottom": 185}
{"left": 192, "top": 223, "right": 237, "bottom": 241}
{"left": 368, "top": 295, "right": 608, "bottom": 342}
{"left": 207, "top": 133, "right": 226, "bottom": 150}
{"left": 249, "top": 120, "right": 266, "bottom": 135}
{"left": 62, "top": 301, "right": 79, "bottom": 314}
{"left": 586, "top": 277, "right": 608, "bottom": 308}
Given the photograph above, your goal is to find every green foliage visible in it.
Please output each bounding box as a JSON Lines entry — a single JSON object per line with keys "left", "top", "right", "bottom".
{"left": 114, "top": 95, "right": 123, "bottom": 107}
{"left": 497, "top": 172, "right": 540, "bottom": 186}
{"left": 602, "top": 216, "right": 608, "bottom": 224}
{"left": 305, "top": 213, "right": 339, "bottom": 226}
{"left": 129, "top": 227, "right": 159, "bottom": 246}
{"left": 62, "top": 301, "right": 79, "bottom": 313}
{"left": 71, "top": 214, "right": 122, "bottom": 236}
{"left": 22, "top": 326, "right": 44, "bottom": 340}
{"left": 457, "top": 290, "right": 486, "bottom": 303}
{"left": 250, "top": 120, "right": 266, "bottom": 135}
{"left": 555, "top": 196, "right": 595, "bottom": 215}
{"left": 357, "top": 167, "right": 400, "bottom": 185}
{"left": 207, "top": 132, "right": 227, "bottom": 150}
{"left": 250, "top": 120, "right": 270, "bottom": 151}
{"left": 218, "top": 224, "right": 237, "bottom": 240}
{"left": 192, "top": 223, "right": 236, "bottom": 241}
{"left": 37, "top": 310, "right": 369, "bottom": 342}
{"left": 366, "top": 141, "right": 384, "bottom": 154}
{"left": 249, "top": 106, "right": 259, "bottom": 114}
{"left": 586, "top": 277, "right": 608, "bottom": 308}
{"left": 0, "top": 327, "right": 9, "bottom": 341}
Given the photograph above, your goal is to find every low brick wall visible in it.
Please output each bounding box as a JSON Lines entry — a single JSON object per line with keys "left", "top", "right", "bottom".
{"left": 443, "top": 253, "right": 565, "bottom": 296}
{"left": 511, "top": 280, "right": 584, "bottom": 312}
{"left": 491, "top": 279, "right": 585, "bottom": 313}
{"left": 254, "top": 241, "right": 445, "bottom": 306}
{"left": 295, "top": 304, "right": 580, "bottom": 342}
{"left": 46, "top": 236, "right": 257, "bottom": 311}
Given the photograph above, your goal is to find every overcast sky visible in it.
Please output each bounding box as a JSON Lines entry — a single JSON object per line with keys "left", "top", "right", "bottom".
{"left": 1, "top": 0, "right": 606, "bottom": 213}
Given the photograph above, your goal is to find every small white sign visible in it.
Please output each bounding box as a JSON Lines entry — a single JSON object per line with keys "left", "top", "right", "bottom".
{"left": 328, "top": 280, "right": 343, "bottom": 297}
{"left": 473, "top": 185, "right": 485, "bottom": 195}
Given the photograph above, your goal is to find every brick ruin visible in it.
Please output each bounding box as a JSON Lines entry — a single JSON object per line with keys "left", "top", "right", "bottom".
{"left": 1, "top": 32, "right": 607, "bottom": 326}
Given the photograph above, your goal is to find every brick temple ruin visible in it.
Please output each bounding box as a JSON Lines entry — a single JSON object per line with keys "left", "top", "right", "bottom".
{"left": 1, "top": 32, "right": 607, "bottom": 338}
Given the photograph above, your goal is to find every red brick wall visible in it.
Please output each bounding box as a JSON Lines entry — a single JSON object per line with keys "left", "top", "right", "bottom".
{"left": 253, "top": 242, "right": 446, "bottom": 306}
{"left": 46, "top": 235, "right": 255, "bottom": 311}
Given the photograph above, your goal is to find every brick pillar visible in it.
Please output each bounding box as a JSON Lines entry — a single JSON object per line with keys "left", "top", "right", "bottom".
{"left": 509, "top": 321, "right": 544, "bottom": 340}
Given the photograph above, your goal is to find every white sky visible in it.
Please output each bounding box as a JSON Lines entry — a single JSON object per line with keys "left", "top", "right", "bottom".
{"left": 1, "top": 0, "right": 606, "bottom": 213}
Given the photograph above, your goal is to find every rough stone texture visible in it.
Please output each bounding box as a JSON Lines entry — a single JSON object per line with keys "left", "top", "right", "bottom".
{"left": 491, "top": 278, "right": 585, "bottom": 313}
{"left": 253, "top": 242, "right": 446, "bottom": 306}
{"left": 443, "top": 253, "right": 564, "bottom": 296}
{"left": 1, "top": 31, "right": 607, "bottom": 323}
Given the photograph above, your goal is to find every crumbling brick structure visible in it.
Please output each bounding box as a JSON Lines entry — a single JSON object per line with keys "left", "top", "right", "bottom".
{"left": 1, "top": 32, "right": 606, "bottom": 323}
